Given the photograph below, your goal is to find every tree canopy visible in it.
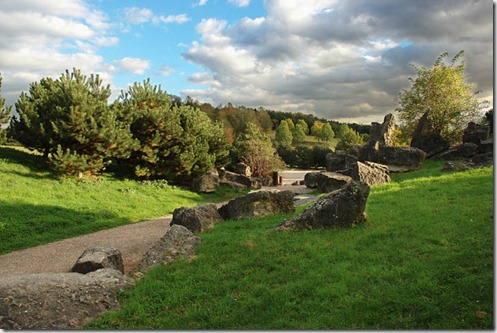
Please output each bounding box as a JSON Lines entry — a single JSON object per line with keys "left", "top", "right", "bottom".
{"left": 396, "top": 50, "right": 488, "bottom": 144}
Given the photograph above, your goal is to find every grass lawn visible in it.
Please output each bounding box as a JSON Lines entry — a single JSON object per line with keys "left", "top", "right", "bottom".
{"left": 0, "top": 146, "right": 245, "bottom": 255}
{"left": 87, "top": 160, "right": 493, "bottom": 329}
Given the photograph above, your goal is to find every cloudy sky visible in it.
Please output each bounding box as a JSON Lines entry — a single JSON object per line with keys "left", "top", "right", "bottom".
{"left": 0, "top": 0, "right": 493, "bottom": 124}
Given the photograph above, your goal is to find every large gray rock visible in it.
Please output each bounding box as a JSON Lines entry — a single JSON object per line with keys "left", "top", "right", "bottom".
{"left": 304, "top": 171, "right": 353, "bottom": 193}
{"left": 192, "top": 174, "right": 219, "bottom": 193}
{"left": 432, "top": 143, "right": 479, "bottom": 160}
{"left": 410, "top": 111, "right": 450, "bottom": 157}
{"left": 171, "top": 203, "right": 222, "bottom": 233}
{"left": 218, "top": 190, "right": 295, "bottom": 220}
{"left": 219, "top": 180, "right": 247, "bottom": 190}
{"left": 376, "top": 146, "right": 426, "bottom": 170}
{"left": 219, "top": 169, "right": 254, "bottom": 188}
{"left": 0, "top": 269, "right": 132, "bottom": 329}
{"left": 235, "top": 162, "right": 252, "bottom": 177}
{"left": 479, "top": 138, "right": 493, "bottom": 154}
{"left": 275, "top": 181, "right": 370, "bottom": 231}
{"left": 354, "top": 161, "right": 391, "bottom": 186}
{"left": 463, "top": 122, "right": 490, "bottom": 145}
{"left": 131, "top": 224, "right": 202, "bottom": 276}
{"left": 71, "top": 247, "right": 124, "bottom": 274}
{"left": 359, "top": 113, "right": 396, "bottom": 161}
{"left": 326, "top": 151, "right": 390, "bottom": 186}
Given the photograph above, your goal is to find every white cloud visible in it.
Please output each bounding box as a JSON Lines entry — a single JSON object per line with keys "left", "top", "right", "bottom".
{"left": 123, "top": 7, "right": 154, "bottom": 24}
{"left": 182, "top": 0, "right": 493, "bottom": 123}
{"left": 114, "top": 57, "right": 151, "bottom": 75}
{"left": 156, "top": 14, "right": 190, "bottom": 25}
{"left": 197, "top": 0, "right": 208, "bottom": 6}
{"left": 228, "top": 0, "right": 250, "bottom": 7}
{"left": 0, "top": 0, "right": 117, "bottom": 110}
{"left": 158, "top": 66, "right": 175, "bottom": 77}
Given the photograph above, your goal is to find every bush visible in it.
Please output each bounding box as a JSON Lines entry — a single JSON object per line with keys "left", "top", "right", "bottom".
{"left": 10, "top": 69, "right": 132, "bottom": 176}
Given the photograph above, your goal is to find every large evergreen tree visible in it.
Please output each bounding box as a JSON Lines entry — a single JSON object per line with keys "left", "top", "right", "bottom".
{"left": 11, "top": 69, "right": 132, "bottom": 175}
{"left": 0, "top": 74, "right": 12, "bottom": 143}
{"left": 114, "top": 80, "right": 228, "bottom": 183}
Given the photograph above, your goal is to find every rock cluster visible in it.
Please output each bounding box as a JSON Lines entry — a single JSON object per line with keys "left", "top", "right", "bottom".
{"left": 275, "top": 181, "right": 370, "bottom": 231}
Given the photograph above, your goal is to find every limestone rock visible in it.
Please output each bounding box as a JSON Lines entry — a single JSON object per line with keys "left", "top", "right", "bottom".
{"left": 0, "top": 269, "right": 132, "bottom": 329}
{"left": 326, "top": 151, "right": 390, "bottom": 186}
{"left": 218, "top": 169, "right": 253, "bottom": 188}
{"left": 304, "top": 171, "right": 352, "bottom": 192}
{"left": 463, "top": 122, "right": 490, "bottom": 145}
{"left": 71, "top": 247, "right": 124, "bottom": 274}
{"left": 411, "top": 111, "right": 450, "bottom": 157}
{"left": 219, "top": 180, "right": 247, "bottom": 190}
{"left": 192, "top": 174, "right": 219, "bottom": 193}
{"left": 375, "top": 146, "right": 426, "bottom": 170}
{"left": 218, "top": 190, "right": 295, "bottom": 220}
{"left": 171, "top": 203, "right": 222, "bottom": 233}
{"left": 132, "top": 224, "right": 202, "bottom": 275}
{"left": 235, "top": 162, "right": 252, "bottom": 177}
{"left": 432, "top": 143, "right": 479, "bottom": 160}
{"left": 275, "top": 181, "right": 370, "bottom": 231}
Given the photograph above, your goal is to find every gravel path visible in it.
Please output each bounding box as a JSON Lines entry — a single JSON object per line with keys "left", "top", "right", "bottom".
{"left": 0, "top": 185, "right": 317, "bottom": 278}
{"left": 0, "top": 216, "right": 172, "bottom": 277}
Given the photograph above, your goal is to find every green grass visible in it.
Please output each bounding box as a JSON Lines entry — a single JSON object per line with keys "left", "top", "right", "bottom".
{"left": 0, "top": 146, "right": 246, "bottom": 254}
{"left": 87, "top": 162, "right": 494, "bottom": 329}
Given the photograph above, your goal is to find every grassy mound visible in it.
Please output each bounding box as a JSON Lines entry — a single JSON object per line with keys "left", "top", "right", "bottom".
{"left": 87, "top": 161, "right": 493, "bottom": 329}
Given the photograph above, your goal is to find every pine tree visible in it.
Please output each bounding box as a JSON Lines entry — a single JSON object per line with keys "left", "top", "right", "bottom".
{"left": 0, "top": 74, "right": 12, "bottom": 143}
{"left": 114, "top": 80, "right": 228, "bottom": 183}
{"left": 11, "top": 69, "right": 132, "bottom": 175}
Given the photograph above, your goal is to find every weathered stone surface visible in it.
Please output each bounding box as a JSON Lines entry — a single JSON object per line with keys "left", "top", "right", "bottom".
{"left": 432, "top": 143, "right": 479, "bottom": 160}
{"left": 354, "top": 161, "right": 391, "bottom": 186}
{"left": 326, "top": 151, "right": 390, "bottom": 186}
{"left": 218, "top": 190, "right": 295, "bottom": 220}
{"left": 218, "top": 169, "right": 253, "bottom": 188}
{"left": 326, "top": 150, "right": 358, "bottom": 174}
{"left": 304, "top": 172, "right": 353, "bottom": 192}
{"left": 192, "top": 174, "right": 219, "bottom": 193}
{"left": 376, "top": 146, "right": 426, "bottom": 169}
{"left": 358, "top": 113, "right": 396, "bottom": 162}
{"left": 71, "top": 247, "right": 124, "bottom": 274}
{"left": 131, "top": 224, "right": 202, "bottom": 276}
{"left": 219, "top": 180, "right": 247, "bottom": 190}
{"left": 0, "top": 269, "right": 132, "bottom": 329}
{"left": 463, "top": 122, "right": 490, "bottom": 145}
{"left": 275, "top": 181, "right": 370, "bottom": 231}
{"left": 235, "top": 162, "right": 252, "bottom": 177}
{"left": 171, "top": 203, "right": 222, "bottom": 233}
{"left": 411, "top": 111, "right": 450, "bottom": 157}
{"left": 472, "top": 152, "right": 493, "bottom": 166}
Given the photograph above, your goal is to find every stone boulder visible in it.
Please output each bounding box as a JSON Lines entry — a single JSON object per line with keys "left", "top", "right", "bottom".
{"left": 218, "top": 190, "right": 295, "bottom": 220}
{"left": 326, "top": 151, "right": 390, "bottom": 186}
{"left": 171, "top": 203, "right": 222, "bottom": 233}
{"left": 463, "top": 122, "right": 490, "bottom": 145}
{"left": 275, "top": 181, "right": 370, "bottom": 231}
{"left": 359, "top": 113, "right": 396, "bottom": 161}
{"left": 131, "top": 224, "right": 202, "bottom": 276}
{"left": 304, "top": 171, "right": 353, "bottom": 193}
{"left": 479, "top": 138, "right": 493, "bottom": 154}
{"left": 432, "top": 143, "right": 479, "bottom": 160}
{"left": 71, "top": 247, "right": 124, "bottom": 274}
{"left": 219, "top": 169, "right": 254, "bottom": 188}
{"left": 354, "top": 161, "right": 391, "bottom": 186}
{"left": 375, "top": 146, "right": 426, "bottom": 171}
{"left": 219, "top": 180, "right": 247, "bottom": 190}
{"left": 235, "top": 162, "right": 252, "bottom": 177}
{"left": 410, "top": 111, "right": 450, "bottom": 157}
{"left": 0, "top": 269, "right": 132, "bottom": 329}
{"left": 192, "top": 174, "right": 219, "bottom": 193}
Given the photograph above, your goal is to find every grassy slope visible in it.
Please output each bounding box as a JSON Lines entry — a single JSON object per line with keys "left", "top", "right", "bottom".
{"left": 87, "top": 160, "right": 493, "bottom": 329}
{"left": 0, "top": 146, "right": 244, "bottom": 254}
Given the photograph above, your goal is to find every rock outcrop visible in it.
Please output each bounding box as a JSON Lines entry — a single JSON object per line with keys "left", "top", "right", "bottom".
{"left": 171, "top": 203, "right": 222, "bottom": 233}
{"left": 275, "top": 181, "right": 370, "bottom": 231}
{"left": 410, "top": 111, "right": 450, "bottom": 157}
{"left": 71, "top": 247, "right": 124, "bottom": 274}
{"left": 192, "top": 174, "right": 219, "bottom": 193}
{"left": 131, "top": 224, "right": 202, "bottom": 276}
{"left": 218, "top": 190, "right": 295, "bottom": 220}
{"left": 463, "top": 122, "right": 490, "bottom": 145}
{"left": 326, "top": 151, "right": 390, "bottom": 186}
{"left": 0, "top": 269, "right": 132, "bottom": 329}
{"left": 304, "top": 171, "right": 353, "bottom": 193}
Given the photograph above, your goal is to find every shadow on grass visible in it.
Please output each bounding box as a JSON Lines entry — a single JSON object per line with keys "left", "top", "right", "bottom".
{"left": 0, "top": 201, "right": 131, "bottom": 255}
{"left": 0, "top": 146, "right": 57, "bottom": 179}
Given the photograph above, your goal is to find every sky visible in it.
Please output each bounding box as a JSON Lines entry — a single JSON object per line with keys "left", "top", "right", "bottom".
{"left": 0, "top": 0, "right": 493, "bottom": 124}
